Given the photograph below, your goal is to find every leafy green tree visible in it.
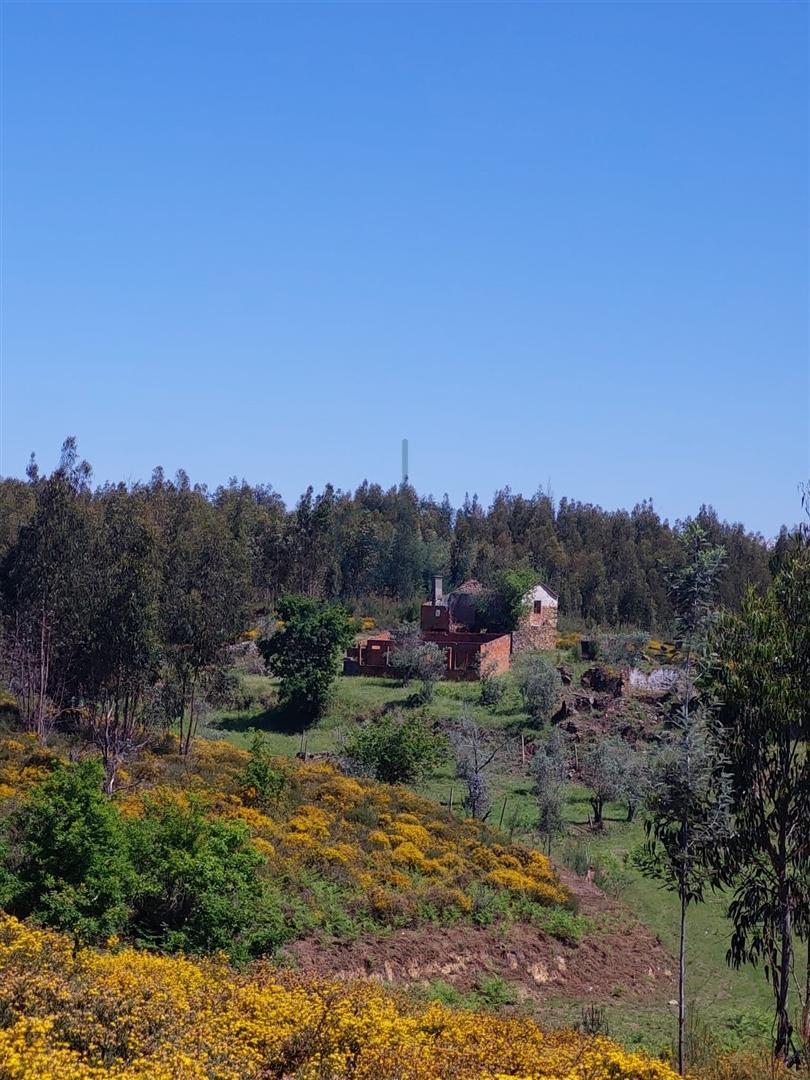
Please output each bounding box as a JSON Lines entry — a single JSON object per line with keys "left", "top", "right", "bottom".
{"left": 451, "top": 711, "right": 507, "bottom": 821}
{"left": 128, "top": 795, "right": 284, "bottom": 958}
{"left": 388, "top": 624, "right": 428, "bottom": 685}
{"left": 77, "top": 490, "right": 162, "bottom": 792}
{"left": 259, "top": 595, "right": 355, "bottom": 724}
{"left": 513, "top": 654, "right": 561, "bottom": 721}
{"left": 636, "top": 710, "right": 730, "bottom": 1073}
{"left": 704, "top": 547, "right": 810, "bottom": 1062}
{"left": 1, "top": 439, "right": 96, "bottom": 742}
{"left": 342, "top": 711, "right": 447, "bottom": 784}
{"left": 668, "top": 521, "right": 727, "bottom": 665}
{"left": 1, "top": 758, "right": 135, "bottom": 939}
{"left": 479, "top": 667, "right": 507, "bottom": 707}
{"left": 411, "top": 641, "right": 446, "bottom": 704}
{"left": 486, "top": 566, "right": 540, "bottom": 631}
{"left": 579, "top": 736, "right": 625, "bottom": 828}
{"left": 388, "top": 626, "right": 446, "bottom": 702}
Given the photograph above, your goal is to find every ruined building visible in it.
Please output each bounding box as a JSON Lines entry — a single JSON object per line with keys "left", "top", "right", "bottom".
{"left": 344, "top": 576, "right": 558, "bottom": 681}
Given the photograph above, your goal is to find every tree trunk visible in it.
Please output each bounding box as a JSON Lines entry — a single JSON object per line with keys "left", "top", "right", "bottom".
{"left": 774, "top": 900, "right": 793, "bottom": 1060}
{"left": 678, "top": 885, "right": 687, "bottom": 1075}
{"left": 802, "top": 935, "right": 809, "bottom": 1052}
{"left": 103, "top": 757, "right": 117, "bottom": 796}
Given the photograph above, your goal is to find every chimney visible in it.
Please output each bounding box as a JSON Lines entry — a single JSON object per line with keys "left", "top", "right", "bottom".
{"left": 433, "top": 576, "right": 443, "bottom": 604}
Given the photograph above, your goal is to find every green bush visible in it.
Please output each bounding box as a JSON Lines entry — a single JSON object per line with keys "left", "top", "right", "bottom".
{"left": 479, "top": 674, "right": 507, "bottom": 707}
{"left": 128, "top": 794, "right": 285, "bottom": 959}
{"left": 0, "top": 758, "right": 135, "bottom": 940}
{"left": 342, "top": 711, "right": 447, "bottom": 784}
{"left": 475, "top": 975, "right": 517, "bottom": 1007}
{"left": 529, "top": 905, "right": 588, "bottom": 944}
{"left": 239, "top": 732, "right": 288, "bottom": 808}
{"left": 513, "top": 654, "right": 562, "bottom": 721}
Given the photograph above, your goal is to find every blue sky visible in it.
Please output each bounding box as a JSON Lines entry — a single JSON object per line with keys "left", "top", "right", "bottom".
{"left": 1, "top": 1, "right": 807, "bottom": 537}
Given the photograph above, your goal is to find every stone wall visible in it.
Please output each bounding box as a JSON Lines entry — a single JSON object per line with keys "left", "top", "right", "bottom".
{"left": 512, "top": 606, "right": 558, "bottom": 652}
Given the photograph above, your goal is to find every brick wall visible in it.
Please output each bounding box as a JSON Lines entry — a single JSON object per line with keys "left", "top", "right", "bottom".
{"left": 420, "top": 603, "right": 450, "bottom": 632}
{"left": 479, "top": 632, "right": 512, "bottom": 676}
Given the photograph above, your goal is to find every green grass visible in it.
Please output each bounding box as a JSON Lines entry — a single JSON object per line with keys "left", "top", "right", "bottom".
{"left": 418, "top": 974, "right": 519, "bottom": 1011}
{"left": 207, "top": 671, "right": 532, "bottom": 759}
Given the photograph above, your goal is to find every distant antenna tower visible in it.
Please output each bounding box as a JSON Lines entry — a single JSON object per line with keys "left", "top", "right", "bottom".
{"left": 401, "top": 438, "right": 409, "bottom": 485}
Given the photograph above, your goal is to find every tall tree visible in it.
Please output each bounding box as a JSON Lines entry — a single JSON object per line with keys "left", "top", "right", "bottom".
{"left": 639, "top": 521, "right": 727, "bottom": 1075}
{"left": 259, "top": 594, "right": 355, "bottom": 724}
{"left": 160, "top": 493, "right": 249, "bottom": 755}
{"left": 704, "top": 545, "right": 810, "bottom": 1061}
{"left": 637, "top": 709, "right": 730, "bottom": 1074}
{"left": 0, "top": 439, "right": 95, "bottom": 742}
{"left": 77, "top": 489, "right": 161, "bottom": 792}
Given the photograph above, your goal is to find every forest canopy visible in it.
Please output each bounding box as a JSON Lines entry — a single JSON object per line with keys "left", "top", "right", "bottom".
{"left": 0, "top": 438, "right": 778, "bottom": 634}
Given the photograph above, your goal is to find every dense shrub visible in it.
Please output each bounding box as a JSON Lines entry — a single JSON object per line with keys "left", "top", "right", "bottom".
{"left": 479, "top": 672, "right": 507, "bottom": 707}
{"left": 342, "top": 711, "right": 447, "bottom": 784}
{"left": 0, "top": 758, "right": 135, "bottom": 939}
{"left": 0, "top": 756, "right": 285, "bottom": 958}
{"left": 128, "top": 794, "right": 285, "bottom": 958}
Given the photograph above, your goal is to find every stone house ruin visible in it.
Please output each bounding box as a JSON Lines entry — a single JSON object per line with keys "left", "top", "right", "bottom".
{"left": 344, "top": 576, "right": 558, "bottom": 681}
{"left": 511, "top": 582, "right": 559, "bottom": 651}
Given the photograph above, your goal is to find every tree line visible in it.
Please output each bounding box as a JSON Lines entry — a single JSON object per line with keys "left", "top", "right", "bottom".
{"left": 2, "top": 441, "right": 780, "bottom": 622}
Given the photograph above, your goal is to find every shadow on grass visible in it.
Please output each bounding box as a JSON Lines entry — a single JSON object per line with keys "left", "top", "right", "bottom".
{"left": 215, "top": 704, "right": 311, "bottom": 736}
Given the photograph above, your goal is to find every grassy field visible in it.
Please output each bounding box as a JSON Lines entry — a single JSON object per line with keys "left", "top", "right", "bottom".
{"left": 207, "top": 669, "right": 799, "bottom": 1053}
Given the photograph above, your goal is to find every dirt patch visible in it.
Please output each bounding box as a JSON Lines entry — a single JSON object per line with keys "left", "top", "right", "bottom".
{"left": 283, "top": 873, "right": 674, "bottom": 1005}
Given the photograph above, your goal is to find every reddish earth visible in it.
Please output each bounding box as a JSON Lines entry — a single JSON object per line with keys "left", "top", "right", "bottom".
{"left": 283, "top": 869, "right": 675, "bottom": 1004}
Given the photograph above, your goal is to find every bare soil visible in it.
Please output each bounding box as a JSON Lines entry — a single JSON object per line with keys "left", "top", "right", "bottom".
{"left": 283, "top": 869, "right": 675, "bottom": 1005}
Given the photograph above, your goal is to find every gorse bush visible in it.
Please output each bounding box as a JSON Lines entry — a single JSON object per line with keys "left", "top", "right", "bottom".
{"left": 0, "top": 913, "right": 684, "bottom": 1080}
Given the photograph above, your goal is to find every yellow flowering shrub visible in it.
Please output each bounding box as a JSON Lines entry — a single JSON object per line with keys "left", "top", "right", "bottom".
{"left": 0, "top": 915, "right": 681, "bottom": 1080}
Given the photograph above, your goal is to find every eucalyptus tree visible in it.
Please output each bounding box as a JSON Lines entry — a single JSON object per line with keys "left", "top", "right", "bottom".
{"left": 160, "top": 490, "right": 250, "bottom": 755}
{"left": 77, "top": 487, "right": 162, "bottom": 792}
{"left": 0, "top": 439, "right": 95, "bottom": 742}
{"left": 704, "top": 545, "right": 810, "bottom": 1062}
{"left": 639, "top": 520, "right": 727, "bottom": 1075}
{"left": 637, "top": 711, "right": 731, "bottom": 1074}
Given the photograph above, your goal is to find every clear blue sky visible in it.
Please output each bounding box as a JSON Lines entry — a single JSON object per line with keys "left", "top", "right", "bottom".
{"left": 1, "top": 1, "right": 807, "bottom": 537}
